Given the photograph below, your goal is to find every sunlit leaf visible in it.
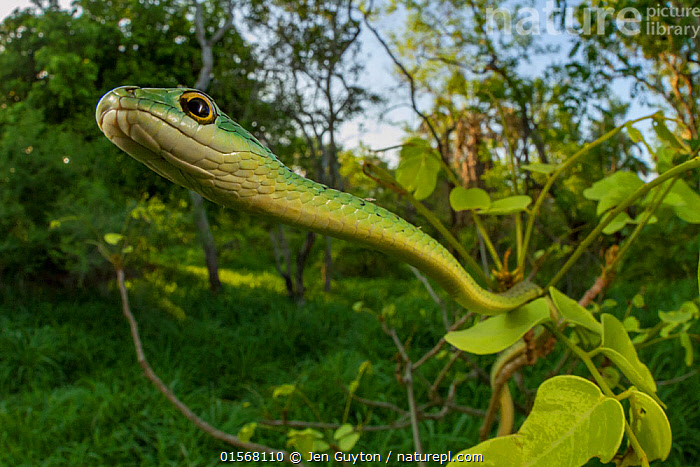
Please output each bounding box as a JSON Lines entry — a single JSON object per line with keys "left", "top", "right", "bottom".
{"left": 272, "top": 384, "right": 296, "bottom": 398}
{"left": 667, "top": 179, "right": 700, "bottom": 223}
{"left": 549, "top": 287, "right": 602, "bottom": 334}
{"left": 334, "top": 424, "right": 360, "bottom": 452}
{"left": 632, "top": 294, "right": 645, "bottom": 308}
{"left": 652, "top": 115, "right": 686, "bottom": 151}
{"left": 238, "top": 422, "right": 257, "bottom": 443}
{"left": 521, "top": 163, "right": 557, "bottom": 174}
{"left": 449, "top": 187, "right": 490, "bottom": 211}
{"left": 599, "top": 314, "right": 658, "bottom": 400}
{"left": 583, "top": 172, "right": 643, "bottom": 216}
{"left": 602, "top": 212, "right": 631, "bottom": 234}
{"left": 625, "top": 123, "right": 644, "bottom": 143}
{"left": 623, "top": 316, "right": 640, "bottom": 332}
{"left": 104, "top": 233, "right": 123, "bottom": 245}
{"left": 286, "top": 428, "right": 329, "bottom": 457}
{"left": 445, "top": 298, "right": 550, "bottom": 355}
{"left": 396, "top": 137, "right": 441, "bottom": 200}
{"left": 680, "top": 332, "right": 693, "bottom": 366}
{"left": 628, "top": 389, "right": 672, "bottom": 463}
{"left": 447, "top": 376, "right": 625, "bottom": 466}
{"left": 483, "top": 195, "right": 532, "bottom": 215}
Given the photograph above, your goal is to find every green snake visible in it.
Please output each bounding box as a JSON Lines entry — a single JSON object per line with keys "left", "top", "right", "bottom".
{"left": 96, "top": 86, "right": 541, "bottom": 315}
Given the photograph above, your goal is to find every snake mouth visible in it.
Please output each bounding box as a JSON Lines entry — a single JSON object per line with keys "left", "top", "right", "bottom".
{"left": 96, "top": 87, "right": 214, "bottom": 190}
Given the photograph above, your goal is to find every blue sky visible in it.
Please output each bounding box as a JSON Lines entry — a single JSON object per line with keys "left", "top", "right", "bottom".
{"left": 1, "top": 0, "right": 658, "bottom": 166}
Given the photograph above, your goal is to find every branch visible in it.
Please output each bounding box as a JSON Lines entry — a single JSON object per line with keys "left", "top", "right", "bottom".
{"left": 115, "top": 269, "right": 301, "bottom": 464}
{"left": 361, "top": 6, "right": 460, "bottom": 185}
{"left": 409, "top": 266, "right": 450, "bottom": 330}
{"left": 380, "top": 322, "right": 425, "bottom": 466}
{"left": 412, "top": 314, "right": 471, "bottom": 370}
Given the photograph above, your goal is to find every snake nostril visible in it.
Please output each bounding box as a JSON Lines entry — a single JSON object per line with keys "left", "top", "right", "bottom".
{"left": 120, "top": 86, "right": 139, "bottom": 95}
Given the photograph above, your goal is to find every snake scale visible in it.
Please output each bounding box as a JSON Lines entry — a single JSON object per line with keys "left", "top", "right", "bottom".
{"left": 96, "top": 86, "right": 541, "bottom": 315}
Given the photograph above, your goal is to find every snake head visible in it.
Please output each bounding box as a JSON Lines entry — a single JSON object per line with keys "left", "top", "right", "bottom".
{"left": 96, "top": 86, "right": 280, "bottom": 206}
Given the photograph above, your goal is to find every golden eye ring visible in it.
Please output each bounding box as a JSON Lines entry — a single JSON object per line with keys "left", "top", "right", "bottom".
{"left": 180, "top": 91, "right": 216, "bottom": 124}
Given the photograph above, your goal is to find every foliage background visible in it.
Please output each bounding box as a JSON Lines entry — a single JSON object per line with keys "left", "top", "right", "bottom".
{"left": 1, "top": 0, "right": 698, "bottom": 465}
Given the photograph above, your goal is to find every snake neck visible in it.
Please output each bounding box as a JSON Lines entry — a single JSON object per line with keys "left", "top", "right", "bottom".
{"left": 196, "top": 151, "right": 525, "bottom": 313}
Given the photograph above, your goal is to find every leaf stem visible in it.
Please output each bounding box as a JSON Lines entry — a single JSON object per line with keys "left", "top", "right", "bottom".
{"left": 608, "top": 177, "right": 678, "bottom": 276}
{"left": 471, "top": 213, "right": 503, "bottom": 270}
{"left": 545, "top": 323, "right": 650, "bottom": 467}
{"left": 519, "top": 114, "right": 658, "bottom": 270}
{"left": 546, "top": 156, "right": 700, "bottom": 290}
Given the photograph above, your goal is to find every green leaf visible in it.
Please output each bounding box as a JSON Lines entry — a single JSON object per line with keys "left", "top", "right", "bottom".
{"left": 286, "top": 428, "right": 329, "bottom": 457}
{"left": 625, "top": 123, "right": 644, "bottom": 144}
{"left": 658, "top": 306, "right": 694, "bottom": 325}
{"left": 628, "top": 389, "right": 672, "bottom": 463}
{"left": 549, "top": 287, "right": 602, "bottom": 334}
{"left": 357, "top": 360, "right": 372, "bottom": 377}
{"left": 272, "top": 384, "right": 296, "bottom": 398}
{"left": 667, "top": 179, "right": 700, "bottom": 223}
{"left": 632, "top": 294, "right": 645, "bottom": 308}
{"left": 334, "top": 424, "right": 360, "bottom": 452}
{"left": 521, "top": 163, "right": 557, "bottom": 174}
{"left": 483, "top": 195, "right": 532, "bottom": 215}
{"left": 652, "top": 116, "right": 686, "bottom": 151}
{"left": 623, "top": 316, "right": 640, "bottom": 332}
{"left": 601, "top": 366, "right": 621, "bottom": 389}
{"left": 631, "top": 213, "right": 657, "bottom": 225}
{"left": 396, "top": 137, "right": 442, "bottom": 200}
{"left": 449, "top": 187, "right": 490, "bottom": 211}
{"left": 445, "top": 298, "right": 550, "bottom": 355}
{"left": 447, "top": 376, "right": 625, "bottom": 466}
{"left": 680, "top": 332, "right": 693, "bottom": 366}
{"left": 599, "top": 314, "right": 658, "bottom": 399}
{"left": 583, "top": 172, "right": 643, "bottom": 216}
{"left": 655, "top": 146, "right": 675, "bottom": 174}
{"left": 602, "top": 212, "right": 631, "bottom": 234}
{"left": 680, "top": 301, "right": 700, "bottom": 318}
{"left": 104, "top": 233, "right": 123, "bottom": 245}
{"left": 237, "top": 422, "right": 257, "bottom": 443}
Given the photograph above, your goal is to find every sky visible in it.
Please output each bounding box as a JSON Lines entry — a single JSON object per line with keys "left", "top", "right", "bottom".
{"left": 1, "top": 0, "right": 653, "bottom": 166}
{"left": 0, "top": 0, "right": 409, "bottom": 162}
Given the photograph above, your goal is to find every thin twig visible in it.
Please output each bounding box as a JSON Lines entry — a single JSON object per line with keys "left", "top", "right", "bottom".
{"left": 428, "top": 351, "right": 462, "bottom": 399}
{"left": 409, "top": 265, "right": 450, "bottom": 330}
{"left": 456, "top": 353, "right": 491, "bottom": 384}
{"left": 380, "top": 322, "right": 425, "bottom": 466}
{"left": 116, "top": 269, "right": 301, "bottom": 465}
{"left": 656, "top": 370, "right": 699, "bottom": 386}
{"left": 259, "top": 418, "right": 413, "bottom": 432}
{"left": 403, "top": 364, "right": 425, "bottom": 465}
{"left": 413, "top": 314, "right": 471, "bottom": 370}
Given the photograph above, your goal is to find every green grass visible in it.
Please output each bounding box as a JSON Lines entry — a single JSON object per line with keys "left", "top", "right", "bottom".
{"left": 1, "top": 263, "right": 698, "bottom": 465}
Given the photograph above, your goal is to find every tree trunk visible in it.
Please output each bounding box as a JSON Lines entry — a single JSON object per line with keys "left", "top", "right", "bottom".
{"left": 190, "top": 191, "right": 222, "bottom": 293}
{"left": 322, "top": 237, "right": 332, "bottom": 292}
{"left": 295, "top": 232, "right": 316, "bottom": 303}
{"left": 186, "top": 0, "right": 235, "bottom": 294}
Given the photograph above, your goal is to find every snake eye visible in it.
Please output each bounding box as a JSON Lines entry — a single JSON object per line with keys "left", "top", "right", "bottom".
{"left": 180, "top": 91, "right": 216, "bottom": 124}
{"left": 187, "top": 98, "right": 209, "bottom": 118}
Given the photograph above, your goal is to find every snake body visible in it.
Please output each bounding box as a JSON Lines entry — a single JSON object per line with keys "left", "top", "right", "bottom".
{"left": 96, "top": 86, "right": 541, "bottom": 315}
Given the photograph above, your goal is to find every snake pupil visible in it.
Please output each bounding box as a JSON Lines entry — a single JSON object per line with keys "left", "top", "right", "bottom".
{"left": 187, "top": 97, "right": 210, "bottom": 118}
